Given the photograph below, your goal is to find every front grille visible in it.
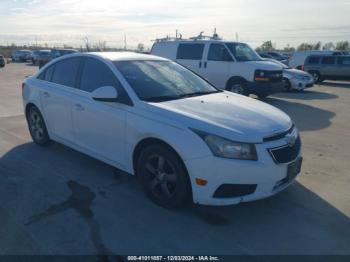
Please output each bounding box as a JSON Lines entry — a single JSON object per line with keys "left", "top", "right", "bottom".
{"left": 255, "top": 70, "right": 283, "bottom": 83}
{"left": 268, "top": 136, "right": 301, "bottom": 164}
{"left": 213, "top": 184, "right": 257, "bottom": 198}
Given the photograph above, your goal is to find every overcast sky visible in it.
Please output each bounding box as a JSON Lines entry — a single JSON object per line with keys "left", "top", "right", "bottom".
{"left": 0, "top": 0, "right": 350, "bottom": 49}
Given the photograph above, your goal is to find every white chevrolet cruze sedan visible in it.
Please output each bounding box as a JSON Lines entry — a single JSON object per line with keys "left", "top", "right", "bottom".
{"left": 22, "top": 52, "right": 302, "bottom": 208}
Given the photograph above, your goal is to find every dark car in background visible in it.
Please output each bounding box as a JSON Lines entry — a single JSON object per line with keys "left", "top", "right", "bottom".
{"left": 259, "top": 51, "right": 288, "bottom": 65}
{"left": 35, "top": 50, "right": 52, "bottom": 66}
{"left": 304, "top": 55, "right": 350, "bottom": 83}
{"left": 0, "top": 54, "right": 5, "bottom": 67}
{"left": 11, "top": 50, "right": 32, "bottom": 62}
{"left": 51, "top": 48, "right": 78, "bottom": 58}
{"left": 38, "top": 48, "right": 79, "bottom": 68}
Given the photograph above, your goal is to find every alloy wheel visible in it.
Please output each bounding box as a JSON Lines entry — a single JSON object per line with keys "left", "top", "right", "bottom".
{"left": 144, "top": 154, "right": 178, "bottom": 199}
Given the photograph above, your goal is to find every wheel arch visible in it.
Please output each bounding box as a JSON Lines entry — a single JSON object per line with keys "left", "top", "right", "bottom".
{"left": 132, "top": 137, "right": 189, "bottom": 177}
{"left": 225, "top": 76, "right": 248, "bottom": 90}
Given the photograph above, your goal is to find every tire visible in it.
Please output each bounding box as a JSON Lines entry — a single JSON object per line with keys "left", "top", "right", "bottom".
{"left": 283, "top": 78, "right": 292, "bottom": 92}
{"left": 26, "top": 106, "right": 52, "bottom": 146}
{"left": 257, "top": 94, "right": 268, "bottom": 99}
{"left": 137, "top": 144, "right": 191, "bottom": 208}
{"left": 309, "top": 71, "right": 323, "bottom": 83}
{"left": 226, "top": 79, "right": 249, "bottom": 96}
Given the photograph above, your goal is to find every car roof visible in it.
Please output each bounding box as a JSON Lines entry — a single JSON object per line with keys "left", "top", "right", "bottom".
{"left": 86, "top": 52, "right": 169, "bottom": 62}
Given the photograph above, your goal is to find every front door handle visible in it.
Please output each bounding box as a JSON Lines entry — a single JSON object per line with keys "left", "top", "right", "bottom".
{"left": 74, "top": 104, "right": 84, "bottom": 111}
{"left": 199, "top": 61, "right": 202, "bottom": 68}
{"left": 42, "top": 91, "right": 50, "bottom": 98}
{"left": 204, "top": 61, "right": 207, "bottom": 68}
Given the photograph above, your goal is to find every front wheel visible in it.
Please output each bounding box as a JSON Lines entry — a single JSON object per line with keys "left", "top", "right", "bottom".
{"left": 226, "top": 79, "right": 248, "bottom": 96}
{"left": 26, "top": 106, "right": 52, "bottom": 146}
{"left": 137, "top": 144, "right": 191, "bottom": 208}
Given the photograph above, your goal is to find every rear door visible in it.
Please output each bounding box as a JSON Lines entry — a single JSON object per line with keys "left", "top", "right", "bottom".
{"left": 337, "top": 56, "right": 350, "bottom": 78}
{"left": 40, "top": 57, "right": 81, "bottom": 142}
{"left": 203, "top": 43, "right": 233, "bottom": 89}
{"left": 176, "top": 43, "right": 205, "bottom": 75}
{"left": 72, "top": 57, "right": 129, "bottom": 166}
{"left": 320, "top": 56, "right": 337, "bottom": 77}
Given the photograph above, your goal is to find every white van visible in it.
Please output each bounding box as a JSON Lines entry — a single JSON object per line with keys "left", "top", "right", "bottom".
{"left": 151, "top": 39, "right": 284, "bottom": 98}
{"left": 288, "top": 50, "right": 342, "bottom": 69}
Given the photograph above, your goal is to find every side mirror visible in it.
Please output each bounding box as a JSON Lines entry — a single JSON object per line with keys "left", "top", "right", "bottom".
{"left": 91, "top": 86, "right": 118, "bottom": 102}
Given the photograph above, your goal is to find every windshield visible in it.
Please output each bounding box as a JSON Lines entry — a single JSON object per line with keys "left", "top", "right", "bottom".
{"left": 114, "top": 60, "right": 220, "bottom": 102}
{"left": 225, "top": 43, "right": 261, "bottom": 62}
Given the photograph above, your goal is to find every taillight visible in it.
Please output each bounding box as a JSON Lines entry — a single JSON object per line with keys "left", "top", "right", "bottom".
{"left": 301, "top": 65, "right": 304, "bottom": 71}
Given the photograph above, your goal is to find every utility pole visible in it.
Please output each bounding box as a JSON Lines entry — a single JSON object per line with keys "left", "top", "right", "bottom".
{"left": 124, "top": 35, "right": 127, "bottom": 51}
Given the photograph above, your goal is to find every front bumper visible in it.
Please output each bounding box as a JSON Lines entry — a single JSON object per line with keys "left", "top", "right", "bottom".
{"left": 247, "top": 81, "right": 285, "bottom": 97}
{"left": 185, "top": 137, "right": 302, "bottom": 206}
{"left": 289, "top": 77, "right": 314, "bottom": 90}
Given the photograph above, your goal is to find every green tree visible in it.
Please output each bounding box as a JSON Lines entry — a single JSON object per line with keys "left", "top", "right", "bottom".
{"left": 257, "top": 40, "right": 275, "bottom": 51}
{"left": 297, "top": 43, "right": 313, "bottom": 51}
{"left": 323, "top": 42, "right": 335, "bottom": 50}
{"left": 335, "top": 41, "right": 350, "bottom": 51}
{"left": 312, "top": 42, "right": 321, "bottom": 50}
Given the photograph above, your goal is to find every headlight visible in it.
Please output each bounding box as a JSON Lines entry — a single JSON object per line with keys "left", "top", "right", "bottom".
{"left": 192, "top": 130, "right": 257, "bottom": 160}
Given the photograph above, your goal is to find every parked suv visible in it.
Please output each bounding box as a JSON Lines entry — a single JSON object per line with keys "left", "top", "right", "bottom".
{"left": 288, "top": 51, "right": 343, "bottom": 69}
{"left": 11, "top": 50, "right": 32, "bottom": 62}
{"left": 0, "top": 54, "right": 5, "bottom": 68}
{"left": 151, "top": 39, "right": 284, "bottom": 98}
{"left": 304, "top": 55, "right": 350, "bottom": 83}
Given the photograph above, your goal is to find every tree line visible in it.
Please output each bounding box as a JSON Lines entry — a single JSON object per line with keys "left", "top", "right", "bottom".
{"left": 256, "top": 40, "right": 350, "bottom": 52}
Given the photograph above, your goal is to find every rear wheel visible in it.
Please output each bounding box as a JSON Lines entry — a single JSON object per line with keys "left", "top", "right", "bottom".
{"left": 26, "top": 106, "right": 52, "bottom": 146}
{"left": 137, "top": 144, "right": 191, "bottom": 208}
{"left": 283, "top": 78, "right": 292, "bottom": 91}
{"left": 309, "top": 71, "right": 323, "bottom": 83}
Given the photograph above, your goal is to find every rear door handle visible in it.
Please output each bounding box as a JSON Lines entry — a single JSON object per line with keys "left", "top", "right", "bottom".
{"left": 204, "top": 62, "right": 207, "bottom": 68}
{"left": 74, "top": 104, "right": 84, "bottom": 111}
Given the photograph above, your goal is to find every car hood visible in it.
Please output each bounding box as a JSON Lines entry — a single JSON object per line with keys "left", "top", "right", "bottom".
{"left": 145, "top": 92, "right": 292, "bottom": 143}
{"left": 243, "top": 60, "right": 283, "bottom": 71}
{"left": 285, "top": 68, "right": 312, "bottom": 77}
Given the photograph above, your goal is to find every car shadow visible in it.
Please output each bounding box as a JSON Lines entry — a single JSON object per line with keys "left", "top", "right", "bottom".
{"left": 1, "top": 142, "right": 350, "bottom": 255}
{"left": 273, "top": 90, "right": 338, "bottom": 100}
{"left": 320, "top": 81, "right": 350, "bottom": 89}
{"left": 263, "top": 97, "right": 335, "bottom": 132}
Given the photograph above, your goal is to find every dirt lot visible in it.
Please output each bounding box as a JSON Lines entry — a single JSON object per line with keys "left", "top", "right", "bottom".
{"left": 0, "top": 63, "right": 349, "bottom": 255}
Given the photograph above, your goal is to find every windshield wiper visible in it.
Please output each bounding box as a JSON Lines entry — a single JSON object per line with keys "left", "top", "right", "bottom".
{"left": 144, "top": 95, "right": 181, "bottom": 102}
{"left": 179, "top": 90, "right": 222, "bottom": 98}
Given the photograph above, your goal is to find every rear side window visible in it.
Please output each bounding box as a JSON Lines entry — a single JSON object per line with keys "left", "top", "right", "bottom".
{"left": 51, "top": 58, "right": 81, "bottom": 88}
{"left": 321, "top": 56, "right": 335, "bottom": 65}
{"left": 208, "top": 44, "right": 233, "bottom": 61}
{"left": 307, "top": 56, "right": 320, "bottom": 64}
{"left": 338, "top": 57, "right": 350, "bottom": 65}
{"left": 80, "top": 58, "right": 132, "bottom": 105}
{"left": 176, "top": 44, "right": 204, "bottom": 60}
{"left": 37, "top": 64, "right": 55, "bottom": 81}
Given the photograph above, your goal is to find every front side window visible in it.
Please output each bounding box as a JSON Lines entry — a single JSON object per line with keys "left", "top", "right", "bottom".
{"left": 51, "top": 58, "right": 80, "bottom": 88}
{"left": 208, "top": 44, "right": 233, "bottom": 61}
{"left": 338, "top": 57, "right": 350, "bottom": 65}
{"left": 114, "top": 60, "right": 219, "bottom": 102}
{"left": 225, "top": 43, "right": 261, "bottom": 62}
{"left": 176, "top": 44, "right": 205, "bottom": 60}
{"left": 80, "top": 58, "right": 118, "bottom": 92}
{"left": 321, "top": 56, "right": 335, "bottom": 65}
{"left": 80, "top": 58, "right": 132, "bottom": 105}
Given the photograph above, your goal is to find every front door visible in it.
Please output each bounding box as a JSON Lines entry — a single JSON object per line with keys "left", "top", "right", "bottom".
{"left": 72, "top": 57, "right": 127, "bottom": 166}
